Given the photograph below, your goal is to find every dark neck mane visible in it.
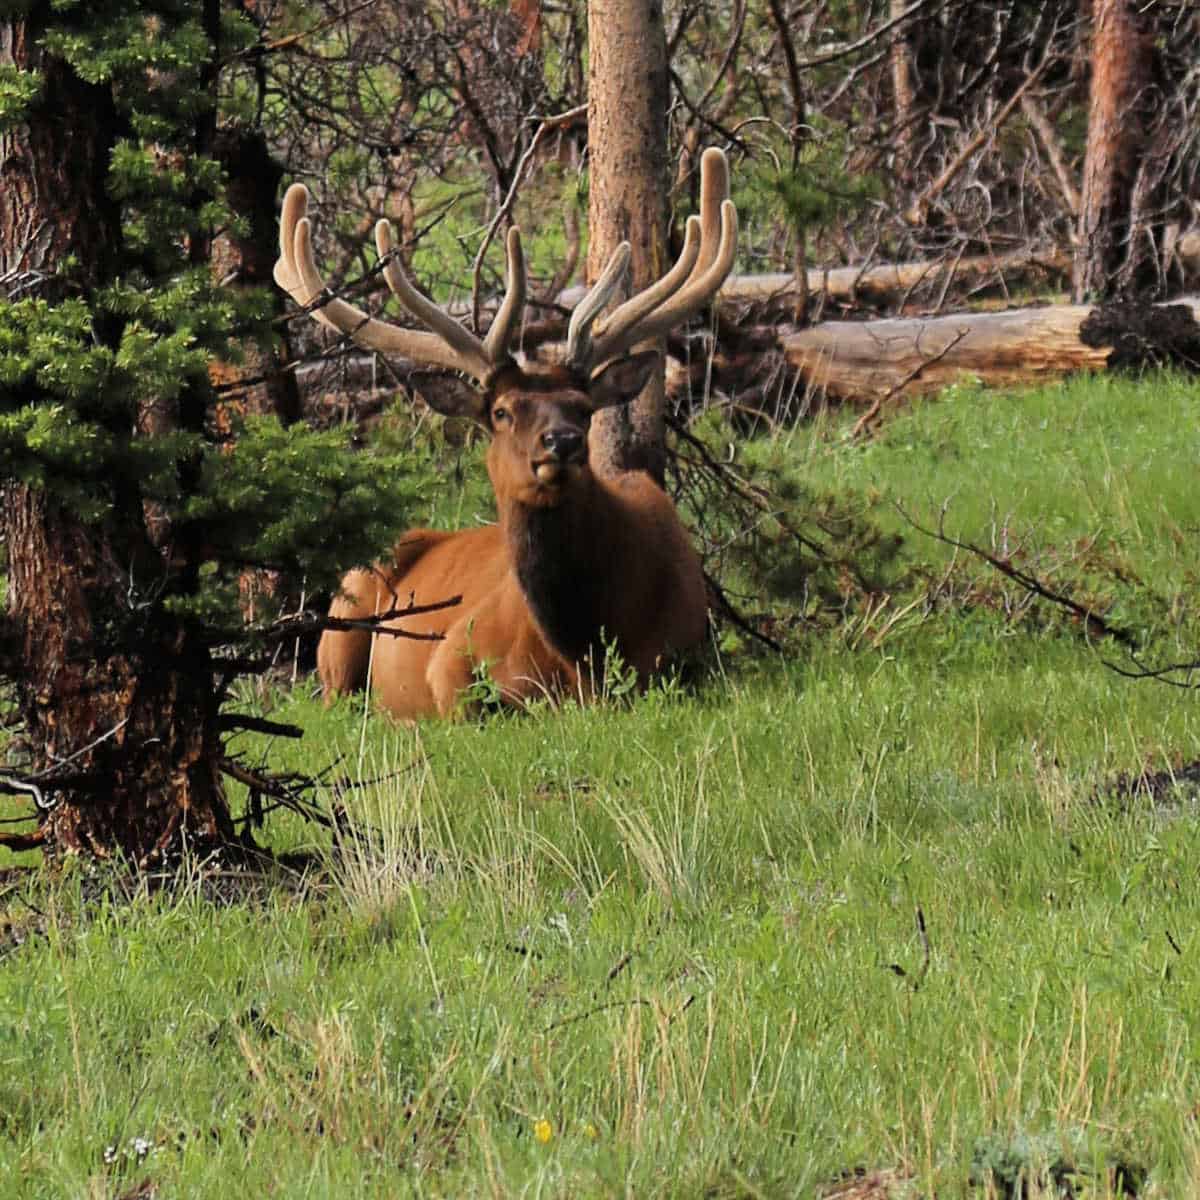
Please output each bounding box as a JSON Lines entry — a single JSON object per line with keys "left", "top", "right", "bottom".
{"left": 504, "top": 491, "right": 610, "bottom": 664}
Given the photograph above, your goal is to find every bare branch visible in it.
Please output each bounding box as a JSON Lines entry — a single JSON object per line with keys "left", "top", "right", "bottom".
{"left": 218, "top": 714, "right": 306, "bottom": 740}
{"left": 794, "top": 0, "right": 944, "bottom": 70}
{"left": 470, "top": 103, "right": 588, "bottom": 333}
{"left": 251, "top": 596, "right": 462, "bottom": 646}
{"left": 897, "top": 503, "right": 1140, "bottom": 649}
{"left": 904, "top": 52, "right": 1053, "bottom": 226}
{"left": 851, "top": 327, "right": 969, "bottom": 438}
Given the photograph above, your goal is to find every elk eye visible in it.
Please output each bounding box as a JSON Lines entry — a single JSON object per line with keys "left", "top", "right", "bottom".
{"left": 492, "top": 406, "right": 511, "bottom": 426}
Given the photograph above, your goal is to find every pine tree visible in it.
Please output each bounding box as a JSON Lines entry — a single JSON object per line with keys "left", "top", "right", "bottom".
{"left": 0, "top": 1, "right": 415, "bottom": 863}
{"left": 584, "top": 0, "right": 671, "bottom": 484}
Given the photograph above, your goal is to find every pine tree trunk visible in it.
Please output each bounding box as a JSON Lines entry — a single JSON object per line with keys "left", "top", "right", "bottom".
{"left": 586, "top": 0, "right": 670, "bottom": 483}
{"left": 889, "top": 0, "right": 915, "bottom": 185}
{"left": 210, "top": 129, "right": 300, "bottom": 426}
{"left": 1072, "top": 0, "right": 1154, "bottom": 301}
{"left": 1, "top": 15, "right": 233, "bottom": 862}
{"left": 210, "top": 128, "right": 304, "bottom": 625}
{"left": 4, "top": 487, "right": 232, "bottom": 859}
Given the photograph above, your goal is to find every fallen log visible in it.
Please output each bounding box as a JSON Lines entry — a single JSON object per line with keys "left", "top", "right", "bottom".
{"left": 723, "top": 250, "right": 1071, "bottom": 314}
{"left": 287, "top": 291, "right": 1200, "bottom": 428}
{"left": 779, "top": 296, "right": 1200, "bottom": 402}
{"left": 720, "top": 235, "right": 1200, "bottom": 319}
{"left": 559, "top": 247, "right": 1072, "bottom": 319}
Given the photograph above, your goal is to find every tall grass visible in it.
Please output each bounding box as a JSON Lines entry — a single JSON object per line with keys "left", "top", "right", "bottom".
{"left": 2, "top": 371, "right": 1200, "bottom": 1196}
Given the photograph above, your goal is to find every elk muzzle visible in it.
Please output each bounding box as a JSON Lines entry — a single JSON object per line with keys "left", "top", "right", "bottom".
{"left": 534, "top": 426, "right": 586, "bottom": 484}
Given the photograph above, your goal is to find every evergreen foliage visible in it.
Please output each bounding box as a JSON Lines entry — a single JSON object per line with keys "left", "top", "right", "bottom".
{"left": 0, "top": 1, "right": 416, "bottom": 626}
{"left": 0, "top": 1, "right": 426, "bottom": 854}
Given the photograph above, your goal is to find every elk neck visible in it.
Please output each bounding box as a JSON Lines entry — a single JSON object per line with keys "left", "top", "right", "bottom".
{"left": 498, "top": 474, "right": 616, "bottom": 665}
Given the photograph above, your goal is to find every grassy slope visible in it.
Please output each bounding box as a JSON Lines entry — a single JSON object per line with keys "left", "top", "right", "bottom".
{"left": 2, "top": 372, "right": 1200, "bottom": 1197}
{"left": 788, "top": 372, "right": 1198, "bottom": 635}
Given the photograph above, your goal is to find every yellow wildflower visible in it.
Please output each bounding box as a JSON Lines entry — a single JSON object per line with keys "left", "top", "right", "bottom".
{"left": 534, "top": 1119, "right": 553, "bottom": 1144}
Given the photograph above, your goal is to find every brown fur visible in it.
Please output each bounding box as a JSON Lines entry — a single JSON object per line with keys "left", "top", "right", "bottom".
{"left": 317, "top": 359, "right": 707, "bottom": 719}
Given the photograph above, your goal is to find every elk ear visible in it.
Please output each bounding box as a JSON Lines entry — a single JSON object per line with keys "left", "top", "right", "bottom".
{"left": 588, "top": 351, "right": 661, "bottom": 410}
{"left": 409, "top": 372, "right": 490, "bottom": 427}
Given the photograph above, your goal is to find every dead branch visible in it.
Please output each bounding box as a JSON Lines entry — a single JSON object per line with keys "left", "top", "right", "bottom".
{"left": 0, "top": 772, "right": 47, "bottom": 811}
{"left": 898, "top": 503, "right": 1140, "bottom": 649}
{"left": 851, "top": 327, "right": 969, "bottom": 437}
{"left": 218, "top": 756, "right": 338, "bottom": 831}
{"left": 0, "top": 829, "right": 45, "bottom": 852}
{"left": 218, "top": 714, "right": 305, "bottom": 739}
{"left": 794, "top": 0, "right": 942, "bottom": 70}
{"left": 1105, "top": 655, "right": 1200, "bottom": 689}
{"left": 703, "top": 568, "right": 783, "bottom": 654}
{"left": 904, "top": 52, "right": 1052, "bottom": 226}
{"left": 1020, "top": 92, "right": 1081, "bottom": 216}
{"left": 251, "top": 595, "right": 462, "bottom": 646}
{"left": 669, "top": 415, "right": 831, "bottom": 561}
{"left": 222, "top": 0, "right": 381, "bottom": 65}
{"left": 470, "top": 103, "right": 588, "bottom": 332}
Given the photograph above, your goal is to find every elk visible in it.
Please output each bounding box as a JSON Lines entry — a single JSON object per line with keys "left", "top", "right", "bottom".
{"left": 275, "top": 149, "right": 737, "bottom": 719}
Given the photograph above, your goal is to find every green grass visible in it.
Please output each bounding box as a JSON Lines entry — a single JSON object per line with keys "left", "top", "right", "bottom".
{"left": 3, "top": 372, "right": 1200, "bottom": 1197}
{"left": 786, "top": 372, "right": 1198, "bottom": 597}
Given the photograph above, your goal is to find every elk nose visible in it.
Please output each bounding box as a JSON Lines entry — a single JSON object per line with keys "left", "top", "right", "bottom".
{"left": 540, "top": 428, "right": 585, "bottom": 462}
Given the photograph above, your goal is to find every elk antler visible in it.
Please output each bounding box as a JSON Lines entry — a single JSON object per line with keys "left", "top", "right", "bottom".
{"left": 566, "top": 147, "right": 738, "bottom": 376}
{"left": 274, "top": 184, "right": 527, "bottom": 385}
{"left": 277, "top": 147, "right": 736, "bottom": 389}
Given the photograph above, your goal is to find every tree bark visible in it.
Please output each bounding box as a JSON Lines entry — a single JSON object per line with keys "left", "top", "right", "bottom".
{"left": 1, "top": 14, "right": 232, "bottom": 861}
{"left": 585, "top": 0, "right": 671, "bottom": 482}
{"left": 0, "top": 24, "right": 119, "bottom": 293}
{"left": 889, "top": 0, "right": 916, "bottom": 186}
{"left": 1072, "top": 0, "right": 1155, "bottom": 301}
{"left": 209, "top": 127, "right": 305, "bottom": 624}
{"left": 4, "top": 486, "right": 232, "bottom": 859}
{"left": 209, "top": 128, "right": 301, "bottom": 428}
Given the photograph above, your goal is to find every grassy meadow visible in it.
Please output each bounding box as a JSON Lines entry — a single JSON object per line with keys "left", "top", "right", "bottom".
{"left": 3, "top": 371, "right": 1200, "bottom": 1197}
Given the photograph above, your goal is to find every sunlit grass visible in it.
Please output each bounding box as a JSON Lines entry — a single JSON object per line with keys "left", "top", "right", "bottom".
{"left": 2, "top": 371, "right": 1200, "bottom": 1195}
{"left": 789, "top": 371, "right": 1199, "bottom": 585}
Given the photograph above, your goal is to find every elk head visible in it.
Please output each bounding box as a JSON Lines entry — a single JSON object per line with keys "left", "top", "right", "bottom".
{"left": 458, "top": 356, "right": 657, "bottom": 508}
{"left": 274, "top": 149, "right": 737, "bottom": 510}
